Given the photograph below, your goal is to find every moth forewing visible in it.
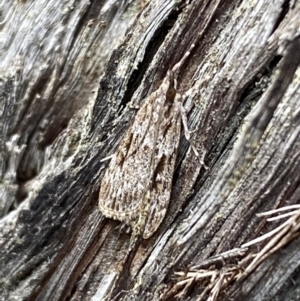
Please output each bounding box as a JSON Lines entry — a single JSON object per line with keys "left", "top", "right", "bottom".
{"left": 143, "top": 95, "right": 182, "bottom": 238}
{"left": 99, "top": 75, "right": 173, "bottom": 226}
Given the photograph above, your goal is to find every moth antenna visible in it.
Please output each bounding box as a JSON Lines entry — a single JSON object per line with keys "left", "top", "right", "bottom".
{"left": 171, "top": 43, "right": 195, "bottom": 74}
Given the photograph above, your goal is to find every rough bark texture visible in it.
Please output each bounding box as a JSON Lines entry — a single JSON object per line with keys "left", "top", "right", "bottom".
{"left": 1, "top": 0, "right": 300, "bottom": 300}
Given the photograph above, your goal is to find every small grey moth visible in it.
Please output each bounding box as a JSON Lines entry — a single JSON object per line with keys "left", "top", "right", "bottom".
{"left": 99, "top": 45, "right": 195, "bottom": 239}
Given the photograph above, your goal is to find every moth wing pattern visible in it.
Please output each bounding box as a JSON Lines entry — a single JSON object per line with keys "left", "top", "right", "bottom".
{"left": 99, "top": 79, "right": 172, "bottom": 227}
{"left": 143, "top": 94, "right": 182, "bottom": 238}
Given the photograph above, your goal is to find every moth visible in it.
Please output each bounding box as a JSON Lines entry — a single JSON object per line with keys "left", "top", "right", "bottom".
{"left": 99, "top": 45, "right": 195, "bottom": 239}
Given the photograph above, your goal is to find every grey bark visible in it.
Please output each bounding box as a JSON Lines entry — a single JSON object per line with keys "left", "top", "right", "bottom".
{"left": 1, "top": 0, "right": 300, "bottom": 300}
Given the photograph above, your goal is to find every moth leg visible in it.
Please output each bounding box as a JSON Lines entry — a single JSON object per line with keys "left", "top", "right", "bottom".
{"left": 180, "top": 103, "right": 199, "bottom": 157}
{"left": 183, "top": 75, "right": 210, "bottom": 112}
{"left": 100, "top": 154, "right": 115, "bottom": 162}
{"left": 180, "top": 102, "right": 208, "bottom": 168}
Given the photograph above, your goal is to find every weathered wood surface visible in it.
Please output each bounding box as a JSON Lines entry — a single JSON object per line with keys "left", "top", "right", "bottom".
{"left": 1, "top": 0, "right": 300, "bottom": 300}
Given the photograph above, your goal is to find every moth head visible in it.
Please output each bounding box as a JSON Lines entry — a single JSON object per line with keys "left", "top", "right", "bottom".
{"left": 166, "top": 85, "right": 176, "bottom": 101}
